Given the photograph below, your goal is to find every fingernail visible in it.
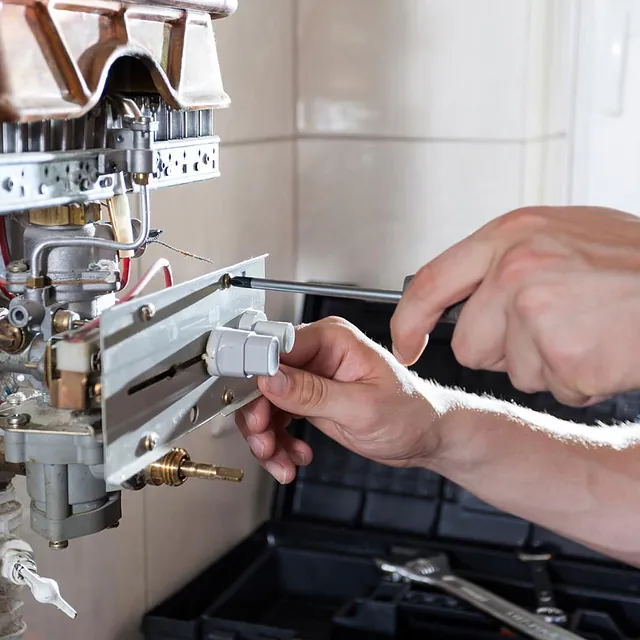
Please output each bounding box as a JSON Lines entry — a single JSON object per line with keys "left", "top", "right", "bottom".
{"left": 291, "top": 450, "right": 307, "bottom": 466}
{"left": 247, "top": 436, "right": 265, "bottom": 459}
{"left": 265, "top": 461, "right": 288, "bottom": 484}
{"left": 392, "top": 345, "right": 406, "bottom": 363}
{"left": 244, "top": 409, "right": 256, "bottom": 429}
{"left": 264, "top": 369, "right": 288, "bottom": 396}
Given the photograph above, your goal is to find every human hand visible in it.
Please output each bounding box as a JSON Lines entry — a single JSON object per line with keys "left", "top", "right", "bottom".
{"left": 391, "top": 206, "right": 640, "bottom": 405}
{"left": 235, "top": 317, "right": 439, "bottom": 484}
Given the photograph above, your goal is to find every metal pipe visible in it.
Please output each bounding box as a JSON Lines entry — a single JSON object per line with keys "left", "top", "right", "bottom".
{"left": 0, "top": 363, "right": 36, "bottom": 376}
{"left": 30, "top": 182, "right": 151, "bottom": 280}
{"left": 43, "top": 465, "right": 69, "bottom": 521}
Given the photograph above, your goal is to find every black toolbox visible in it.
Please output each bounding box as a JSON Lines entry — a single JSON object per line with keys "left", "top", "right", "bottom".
{"left": 143, "top": 294, "right": 640, "bottom": 640}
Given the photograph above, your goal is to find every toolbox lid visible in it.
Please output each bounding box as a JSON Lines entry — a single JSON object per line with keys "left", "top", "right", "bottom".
{"left": 272, "top": 293, "right": 640, "bottom": 562}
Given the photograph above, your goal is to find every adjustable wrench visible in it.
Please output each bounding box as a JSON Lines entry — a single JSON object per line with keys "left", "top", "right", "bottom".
{"left": 375, "top": 554, "right": 584, "bottom": 640}
{"left": 518, "top": 551, "right": 568, "bottom": 626}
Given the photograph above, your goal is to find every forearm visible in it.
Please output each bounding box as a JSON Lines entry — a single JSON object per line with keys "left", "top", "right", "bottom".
{"left": 421, "top": 381, "right": 640, "bottom": 565}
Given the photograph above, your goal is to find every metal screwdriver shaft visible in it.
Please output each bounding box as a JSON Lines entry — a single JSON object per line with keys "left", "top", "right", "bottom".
{"left": 229, "top": 276, "right": 466, "bottom": 325}
{"left": 230, "top": 276, "right": 402, "bottom": 304}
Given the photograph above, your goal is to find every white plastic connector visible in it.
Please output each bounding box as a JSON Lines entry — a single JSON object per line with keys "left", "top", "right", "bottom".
{"left": 203, "top": 327, "right": 280, "bottom": 378}
{"left": 0, "top": 538, "right": 76, "bottom": 619}
{"left": 237, "top": 310, "right": 267, "bottom": 331}
{"left": 244, "top": 334, "right": 280, "bottom": 376}
{"left": 252, "top": 320, "right": 295, "bottom": 354}
{"left": 236, "top": 310, "right": 295, "bottom": 354}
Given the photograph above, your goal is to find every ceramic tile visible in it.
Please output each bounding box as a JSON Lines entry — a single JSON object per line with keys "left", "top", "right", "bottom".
{"left": 297, "top": 0, "right": 575, "bottom": 141}
{"left": 525, "top": 0, "right": 577, "bottom": 139}
{"left": 298, "top": 0, "right": 535, "bottom": 140}
{"left": 143, "top": 426, "right": 271, "bottom": 607}
{"left": 296, "top": 139, "right": 525, "bottom": 289}
{"left": 522, "top": 138, "right": 569, "bottom": 206}
{"left": 17, "top": 480, "right": 145, "bottom": 640}
{"left": 214, "top": 0, "right": 294, "bottom": 143}
{"left": 142, "top": 141, "right": 296, "bottom": 321}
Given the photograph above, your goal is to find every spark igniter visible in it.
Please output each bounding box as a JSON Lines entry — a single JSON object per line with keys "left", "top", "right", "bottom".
{"left": 375, "top": 555, "right": 584, "bottom": 640}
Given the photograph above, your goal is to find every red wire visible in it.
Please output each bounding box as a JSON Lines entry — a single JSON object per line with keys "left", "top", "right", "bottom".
{"left": 0, "top": 218, "right": 14, "bottom": 299}
{"left": 119, "top": 257, "right": 131, "bottom": 292}
{"left": 119, "top": 258, "right": 173, "bottom": 304}
{"left": 72, "top": 258, "right": 173, "bottom": 340}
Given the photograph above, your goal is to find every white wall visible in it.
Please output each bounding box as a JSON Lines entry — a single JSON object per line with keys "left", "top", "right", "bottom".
{"left": 295, "top": 0, "right": 576, "bottom": 289}
{"left": 570, "top": 0, "right": 640, "bottom": 211}
{"left": 18, "top": 1, "right": 580, "bottom": 638}
{"left": 19, "top": 2, "right": 295, "bottom": 639}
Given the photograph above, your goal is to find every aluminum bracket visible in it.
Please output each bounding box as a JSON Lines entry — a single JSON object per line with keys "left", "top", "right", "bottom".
{"left": 100, "top": 255, "right": 267, "bottom": 485}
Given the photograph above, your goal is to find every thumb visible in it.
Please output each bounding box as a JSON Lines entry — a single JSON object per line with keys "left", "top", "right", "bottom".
{"left": 258, "top": 365, "right": 348, "bottom": 422}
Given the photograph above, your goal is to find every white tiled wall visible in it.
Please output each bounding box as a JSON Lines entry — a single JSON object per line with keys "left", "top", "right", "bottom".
{"left": 19, "top": 2, "right": 578, "bottom": 639}
{"left": 296, "top": 0, "right": 576, "bottom": 288}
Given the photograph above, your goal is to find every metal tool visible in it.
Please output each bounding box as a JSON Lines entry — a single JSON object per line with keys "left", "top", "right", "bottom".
{"left": 376, "top": 555, "right": 584, "bottom": 640}
{"left": 229, "top": 275, "right": 466, "bottom": 324}
{"left": 519, "top": 551, "right": 568, "bottom": 626}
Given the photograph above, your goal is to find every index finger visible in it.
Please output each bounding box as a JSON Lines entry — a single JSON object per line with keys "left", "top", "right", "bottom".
{"left": 390, "top": 237, "right": 494, "bottom": 365}
{"left": 279, "top": 317, "right": 354, "bottom": 378}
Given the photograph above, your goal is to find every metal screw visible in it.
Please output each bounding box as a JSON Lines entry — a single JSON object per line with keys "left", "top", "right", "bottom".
{"left": 7, "top": 414, "right": 29, "bottom": 427}
{"left": 6, "top": 393, "right": 25, "bottom": 406}
{"left": 7, "top": 261, "right": 27, "bottom": 273}
{"left": 3, "top": 178, "right": 13, "bottom": 192}
{"left": 138, "top": 304, "right": 155, "bottom": 322}
{"left": 49, "top": 541, "right": 68, "bottom": 550}
{"left": 115, "top": 135, "right": 124, "bottom": 143}
{"left": 222, "top": 389, "right": 235, "bottom": 405}
{"left": 143, "top": 433, "right": 158, "bottom": 451}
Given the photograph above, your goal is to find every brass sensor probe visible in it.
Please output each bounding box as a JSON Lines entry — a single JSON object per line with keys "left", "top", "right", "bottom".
{"left": 145, "top": 448, "right": 243, "bottom": 487}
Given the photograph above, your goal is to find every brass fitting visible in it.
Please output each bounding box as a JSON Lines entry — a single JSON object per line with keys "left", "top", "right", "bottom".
{"left": 144, "top": 448, "right": 243, "bottom": 487}
{"left": 28, "top": 203, "right": 101, "bottom": 226}
{"left": 52, "top": 309, "right": 80, "bottom": 334}
{"left": 0, "top": 319, "right": 25, "bottom": 353}
{"left": 26, "top": 275, "right": 46, "bottom": 290}
{"left": 132, "top": 173, "right": 150, "bottom": 186}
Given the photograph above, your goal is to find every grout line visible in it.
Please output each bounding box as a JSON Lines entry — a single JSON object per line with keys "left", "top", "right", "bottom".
{"left": 519, "top": 0, "right": 533, "bottom": 206}
{"left": 222, "top": 132, "right": 567, "bottom": 148}
{"left": 295, "top": 132, "right": 567, "bottom": 145}
{"left": 223, "top": 135, "right": 295, "bottom": 147}
{"left": 566, "top": 0, "right": 583, "bottom": 205}
{"left": 292, "top": 0, "right": 300, "bottom": 290}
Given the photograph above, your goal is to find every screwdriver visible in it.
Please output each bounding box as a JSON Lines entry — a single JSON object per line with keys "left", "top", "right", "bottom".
{"left": 229, "top": 275, "right": 466, "bottom": 325}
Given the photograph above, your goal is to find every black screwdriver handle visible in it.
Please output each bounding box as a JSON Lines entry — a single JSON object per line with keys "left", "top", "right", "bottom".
{"left": 402, "top": 275, "right": 467, "bottom": 325}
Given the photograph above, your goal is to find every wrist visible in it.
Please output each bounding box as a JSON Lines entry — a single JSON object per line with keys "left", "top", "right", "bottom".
{"left": 411, "top": 381, "right": 484, "bottom": 476}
